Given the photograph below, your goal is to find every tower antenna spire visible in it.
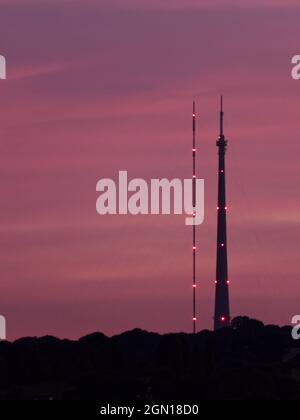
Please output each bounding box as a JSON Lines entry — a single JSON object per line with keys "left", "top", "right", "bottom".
{"left": 220, "top": 95, "right": 224, "bottom": 136}
{"left": 192, "top": 101, "right": 197, "bottom": 334}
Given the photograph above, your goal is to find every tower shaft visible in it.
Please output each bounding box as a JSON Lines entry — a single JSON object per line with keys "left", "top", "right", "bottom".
{"left": 214, "top": 97, "right": 230, "bottom": 330}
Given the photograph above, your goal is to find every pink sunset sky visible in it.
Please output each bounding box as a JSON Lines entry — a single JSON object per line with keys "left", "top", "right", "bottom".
{"left": 0, "top": 0, "right": 299, "bottom": 340}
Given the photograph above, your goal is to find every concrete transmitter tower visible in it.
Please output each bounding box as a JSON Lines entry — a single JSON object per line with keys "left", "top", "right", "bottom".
{"left": 214, "top": 97, "right": 231, "bottom": 330}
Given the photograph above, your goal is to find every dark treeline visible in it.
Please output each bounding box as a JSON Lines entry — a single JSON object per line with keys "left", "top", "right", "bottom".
{"left": 1, "top": 316, "right": 300, "bottom": 400}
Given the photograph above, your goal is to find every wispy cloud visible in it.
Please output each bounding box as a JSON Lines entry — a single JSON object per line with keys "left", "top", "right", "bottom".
{"left": 8, "top": 60, "right": 73, "bottom": 81}
{"left": 99, "top": 0, "right": 300, "bottom": 10}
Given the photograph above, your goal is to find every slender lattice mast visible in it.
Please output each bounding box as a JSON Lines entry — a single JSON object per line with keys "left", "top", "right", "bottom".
{"left": 192, "top": 101, "right": 197, "bottom": 333}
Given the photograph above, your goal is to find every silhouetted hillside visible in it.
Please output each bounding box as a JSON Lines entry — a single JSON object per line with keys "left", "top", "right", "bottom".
{"left": 0, "top": 317, "right": 300, "bottom": 400}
